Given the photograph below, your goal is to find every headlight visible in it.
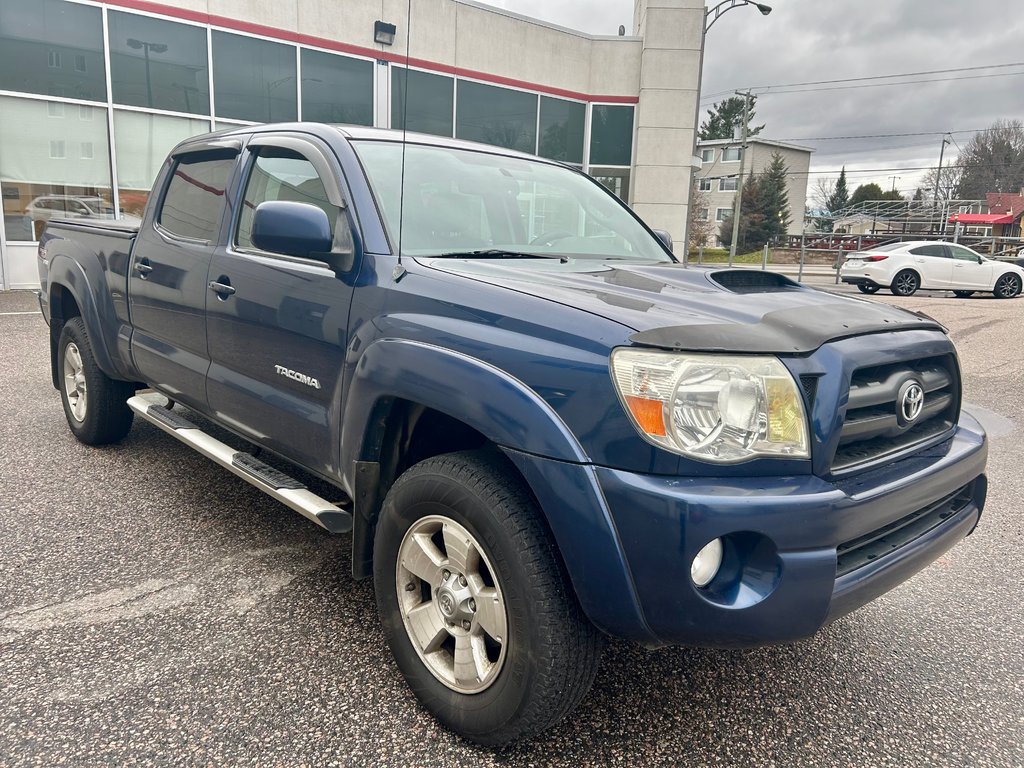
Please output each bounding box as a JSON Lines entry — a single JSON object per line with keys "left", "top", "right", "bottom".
{"left": 610, "top": 349, "right": 809, "bottom": 463}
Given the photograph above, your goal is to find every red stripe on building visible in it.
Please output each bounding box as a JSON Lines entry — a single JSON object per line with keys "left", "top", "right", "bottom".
{"left": 99, "top": 0, "right": 640, "bottom": 104}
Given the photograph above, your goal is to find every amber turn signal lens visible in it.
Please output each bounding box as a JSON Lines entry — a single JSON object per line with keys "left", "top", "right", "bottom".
{"left": 624, "top": 395, "right": 667, "bottom": 436}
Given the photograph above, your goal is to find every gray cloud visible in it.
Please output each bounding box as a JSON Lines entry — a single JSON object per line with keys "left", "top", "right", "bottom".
{"left": 493, "top": 0, "right": 1024, "bottom": 197}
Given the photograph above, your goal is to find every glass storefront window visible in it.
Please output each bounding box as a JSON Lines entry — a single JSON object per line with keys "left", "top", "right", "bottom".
{"left": 589, "top": 105, "right": 634, "bottom": 167}
{"left": 538, "top": 96, "right": 585, "bottom": 165}
{"left": 212, "top": 31, "right": 297, "bottom": 123}
{"left": 108, "top": 11, "right": 210, "bottom": 114}
{"left": 391, "top": 68, "right": 453, "bottom": 138}
{"left": 0, "top": 0, "right": 106, "bottom": 102}
{"left": 113, "top": 111, "right": 210, "bottom": 219}
{"left": 456, "top": 81, "right": 537, "bottom": 154}
{"left": 590, "top": 166, "right": 630, "bottom": 202}
{"left": 301, "top": 49, "right": 373, "bottom": 125}
{"left": 0, "top": 96, "right": 112, "bottom": 241}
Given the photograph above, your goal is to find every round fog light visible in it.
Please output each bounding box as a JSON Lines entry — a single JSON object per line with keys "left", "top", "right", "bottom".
{"left": 691, "top": 538, "right": 724, "bottom": 588}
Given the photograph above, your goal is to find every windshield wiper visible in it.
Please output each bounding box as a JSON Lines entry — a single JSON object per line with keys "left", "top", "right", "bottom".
{"left": 433, "top": 249, "right": 569, "bottom": 262}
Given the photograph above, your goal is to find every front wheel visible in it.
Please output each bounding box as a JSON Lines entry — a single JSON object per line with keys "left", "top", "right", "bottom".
{"left": 890, "top": 270, "right": 919, "bottom": 296}
{"left": 374, "top": 450, "right": 603, "bottom": 746}
{"left": 993, "top": 273, "right": 1022, "bottom": 299}
{"left": 58, "top": 317, "right": 135, "bottom": 445}
{"left": 857, "top": 284, "right": 880, "bottom": 294}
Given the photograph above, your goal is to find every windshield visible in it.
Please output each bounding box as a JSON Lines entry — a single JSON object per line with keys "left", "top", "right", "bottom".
{"left": 353, "top": 141, "right": 671, "bottom": 262}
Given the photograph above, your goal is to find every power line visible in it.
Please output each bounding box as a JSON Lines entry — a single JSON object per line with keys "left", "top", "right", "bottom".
{"left": 746, "top": 61, "right": 1024, "bottom": 91}
{"left": 701, "top": 61, "right": 1024, "bottom": 100}
{"left": 769, "top": 128, "right": 988, "bottom": 142}
{"left": 756, "top": 70, "right": 1024, "bottom": 96}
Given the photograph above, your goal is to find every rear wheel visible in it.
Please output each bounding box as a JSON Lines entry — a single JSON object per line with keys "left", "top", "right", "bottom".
{"left": 890, "top": 270, "right": 919, "bottom": 296}
{"left": 953, "top": 290, "right": 975, "bottom": 298}
{"left": 374, "top": 450, "right": 603, "bottom": 746}
{"left": 856, "top": 284, "right": 880, "bottom": 294}
{"left": 58, "top": 317, "right": 134, "bottom": 445}
{"left": 993, "top": 273, "right": 1022, "bottom": 299}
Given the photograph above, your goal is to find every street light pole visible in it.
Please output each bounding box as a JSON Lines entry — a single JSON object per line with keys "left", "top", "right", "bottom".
{"left": 126, "top": 38, "right": 168, "bottom": 108}
{"left": 727, "top": 90, "right": 752, "bottom": 266}
{"left": 681, "top": 0, "right": 771, "bottom": 264}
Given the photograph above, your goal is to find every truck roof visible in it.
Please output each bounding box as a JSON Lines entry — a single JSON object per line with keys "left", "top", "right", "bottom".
{"left": 184, "top": 122, "right": 554, "bottom": 165}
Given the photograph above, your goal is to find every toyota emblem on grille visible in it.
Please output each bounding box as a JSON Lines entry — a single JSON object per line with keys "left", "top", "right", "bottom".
{"left": 897, "top": 379, "right": 925, "bottom": 426}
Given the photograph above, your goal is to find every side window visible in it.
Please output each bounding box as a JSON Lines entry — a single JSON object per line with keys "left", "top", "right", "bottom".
{"left": 909, "top": 244, "right": 947, "bottom": 258}
{"left": 158, "top": 151, "right": 237, "bottom": 241}
{"left": 236, "top": 147, "right": 338, "bottom": 251}
{"left": 948, "top": 245, "right": 979, "bottom": 261}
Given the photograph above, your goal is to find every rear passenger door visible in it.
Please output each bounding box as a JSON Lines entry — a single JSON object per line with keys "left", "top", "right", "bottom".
{"left": 128, "top": 141, "right": 240, "bottom": 411}
{"left": 907, "top": 244, "right": 952, "bottom": 288}
{"left": 205, "top": 134, "right": 357, "bottom": 476}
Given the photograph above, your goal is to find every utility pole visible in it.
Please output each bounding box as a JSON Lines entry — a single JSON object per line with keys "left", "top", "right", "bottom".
{"left": 889, "top": 175, "right": 900, "bottom": 193}
{"left": 934, "top": 135, "right": 951, "bottom": 234}
{"left": 728, "top": 90, "right": 752, "bottom": 266}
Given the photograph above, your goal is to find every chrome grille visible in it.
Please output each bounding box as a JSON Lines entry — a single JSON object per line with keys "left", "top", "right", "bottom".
{"left": 831, "top": 355, "right": 959, "bottom": 473}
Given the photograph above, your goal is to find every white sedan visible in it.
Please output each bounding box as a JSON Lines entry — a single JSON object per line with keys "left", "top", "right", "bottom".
{"left": 839, "top": 240, "right": 1024, "bottom": 298}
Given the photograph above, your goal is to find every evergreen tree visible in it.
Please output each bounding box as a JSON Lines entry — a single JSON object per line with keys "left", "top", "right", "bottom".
{"left": 699, "top": 96, "right": 765, "bottom": 140}
{"left": 759, "top": 152, "right": 791, "bottom": 236}
{"left": 826, "top": 167, "right": 849, "bottom": 215}
{"left": 719, "top": 153, "right": 791, "bottom": 252}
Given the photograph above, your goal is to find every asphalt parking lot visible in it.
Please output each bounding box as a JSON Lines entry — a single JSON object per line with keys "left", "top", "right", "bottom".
{"left": 1, "top": 284, "right": 1022, "bottom": 767}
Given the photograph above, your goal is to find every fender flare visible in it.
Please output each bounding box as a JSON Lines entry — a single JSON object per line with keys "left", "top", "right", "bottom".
{"left": 341, "top": 339, "right": 588, "bottom": 466}
{"left": 46, "top": 254, "right": 125, "bottom": 381}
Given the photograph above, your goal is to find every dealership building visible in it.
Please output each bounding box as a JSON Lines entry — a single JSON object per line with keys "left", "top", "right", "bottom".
{"left": 0, "top": 0, "right": 712, "bottom": 289}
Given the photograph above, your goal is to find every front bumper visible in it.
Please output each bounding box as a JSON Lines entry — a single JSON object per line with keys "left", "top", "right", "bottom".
{"left": 551, "top": 411, "right": 987, "bottom": 648}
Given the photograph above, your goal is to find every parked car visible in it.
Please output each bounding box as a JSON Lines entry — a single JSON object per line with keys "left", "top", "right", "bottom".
{"left": 26, "top": 194, "right": 115, "bottom": 222}
{"left": 840, "top": 240, "right": 1024, "bottom": 298}
{"left": 37, "top": 125, "right": 989, "bottom": 745}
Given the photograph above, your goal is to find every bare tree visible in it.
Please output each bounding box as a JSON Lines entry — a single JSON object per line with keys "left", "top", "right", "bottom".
{"left": 920, "top": 163, "right": 965, "bottom": 202}
{"left": 687, "top": 180, "right": 713, "bottom": 250}
{"left": 954, "top": 119, "right": 1024, "bottom": 199}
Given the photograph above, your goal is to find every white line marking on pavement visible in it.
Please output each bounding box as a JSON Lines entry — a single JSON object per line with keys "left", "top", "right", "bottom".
{"left": 0, "top": 311, "right": 39, "bottom": 315}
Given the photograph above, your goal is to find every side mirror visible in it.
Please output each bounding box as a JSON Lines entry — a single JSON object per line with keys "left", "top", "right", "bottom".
{"left": 252, "top": 200, "right": 334, "bottom": 260}
{"left": 652, "top": 228, "right": 674, "bottom": 253}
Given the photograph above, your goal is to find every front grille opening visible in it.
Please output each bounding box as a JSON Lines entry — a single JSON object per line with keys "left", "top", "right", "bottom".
{"left": 836, "top": 483, "right": 974, "bottom": 577}
{"left": 831, "top": 354, "right": 959, "bottom": 473}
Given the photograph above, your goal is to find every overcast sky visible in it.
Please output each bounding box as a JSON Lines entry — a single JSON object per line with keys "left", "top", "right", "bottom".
{"left": 488, "top": 0, "right": 1024, "bottom": 201}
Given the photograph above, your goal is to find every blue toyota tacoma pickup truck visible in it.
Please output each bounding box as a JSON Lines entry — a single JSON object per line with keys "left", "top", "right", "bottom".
{"left": 38, "top": 124, "right": 988, "bottom": 746}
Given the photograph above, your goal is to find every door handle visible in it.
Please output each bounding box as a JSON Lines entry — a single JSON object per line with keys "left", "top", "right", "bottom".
{"left": 133, "top": 261, "right": 153, "bottom": 276}
{"left": 208, "top": 280, "right": 236, "bottom": 297}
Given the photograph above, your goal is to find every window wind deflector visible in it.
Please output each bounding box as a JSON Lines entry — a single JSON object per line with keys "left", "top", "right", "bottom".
{"left": 433, "top": 249, "right": 568, "bottom": 262}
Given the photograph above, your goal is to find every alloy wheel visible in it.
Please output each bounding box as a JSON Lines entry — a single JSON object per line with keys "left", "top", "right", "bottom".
{"left": 395, "top": 515, "right": 508, "bottom": 693}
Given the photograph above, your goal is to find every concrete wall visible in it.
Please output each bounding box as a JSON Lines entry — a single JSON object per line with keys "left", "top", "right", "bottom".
{"left": 630, "top": 0, "right": 704, "bottom": 251}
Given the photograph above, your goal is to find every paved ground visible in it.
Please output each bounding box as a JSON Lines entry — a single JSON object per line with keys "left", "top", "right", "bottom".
{"left": 1, "top": 284, "right": 1022, "bottom": 767}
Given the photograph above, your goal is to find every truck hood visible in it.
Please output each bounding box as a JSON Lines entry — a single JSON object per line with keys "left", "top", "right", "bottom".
{"left": 422, "top": 259, "right": 944, "bottom": 354}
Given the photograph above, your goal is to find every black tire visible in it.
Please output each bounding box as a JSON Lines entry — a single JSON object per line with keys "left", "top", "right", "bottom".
{"left": 373, "top": 449, "right": 603, "bottom": 746}
{"left": 57, "top": 317, "right": 135, "bottom": 445}
{"left": 890, "top": 269, "right": 919, "bottom": 296}
{"left": 856, "top": 284, "right": 880, "bottom": 294}
{"left": 993, "top": 273, "right": 1022, "bottom": 299}
{"left": 953, "top": 290, "right": 975, "bottom": 298}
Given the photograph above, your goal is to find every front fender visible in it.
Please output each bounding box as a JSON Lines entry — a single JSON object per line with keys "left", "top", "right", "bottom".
{"left": 341, "top": 339, "right": 655, "bottom": 641}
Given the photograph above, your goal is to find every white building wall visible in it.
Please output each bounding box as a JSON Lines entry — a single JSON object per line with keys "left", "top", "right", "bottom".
{"left": 630, "top": 0, "right": 704, "bottom": 250}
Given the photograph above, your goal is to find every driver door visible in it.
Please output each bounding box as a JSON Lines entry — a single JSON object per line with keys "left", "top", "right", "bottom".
{"left": 947, "top": 244, "right": 993, "bottom": 289}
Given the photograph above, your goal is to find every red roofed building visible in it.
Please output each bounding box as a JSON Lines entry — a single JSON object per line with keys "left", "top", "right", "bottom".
{"left": 949, "top": 191, "right": 1024, "bottom": 238}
